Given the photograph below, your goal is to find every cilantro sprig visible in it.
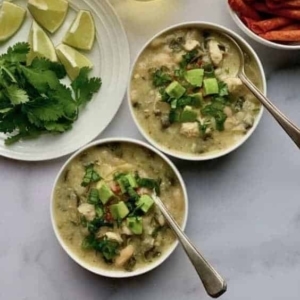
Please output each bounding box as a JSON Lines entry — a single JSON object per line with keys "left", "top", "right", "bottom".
{"left": 0, "top": 42, "right": 102, "bottom": 145}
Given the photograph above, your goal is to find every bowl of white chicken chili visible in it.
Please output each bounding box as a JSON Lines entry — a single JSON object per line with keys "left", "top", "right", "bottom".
{"left": 51, "top": 138, "right": 188, "bottom": 278}
{"left": 128, "top": 22, "right": 267, "bottom": 160}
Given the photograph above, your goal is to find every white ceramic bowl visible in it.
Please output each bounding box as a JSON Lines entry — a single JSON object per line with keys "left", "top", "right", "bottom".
{"left": 50, "top": 137, "right": 188, "bottom": 278}
{"left": 128, "top": 22, "right": 267, "bottom": 161}
{"left": 227, "top": 5, "right": 300, "bottom": 50}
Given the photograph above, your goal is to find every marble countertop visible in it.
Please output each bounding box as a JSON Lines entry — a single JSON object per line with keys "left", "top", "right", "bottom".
{"left": 1, "top": 0, "right": 300, "bottom": 299}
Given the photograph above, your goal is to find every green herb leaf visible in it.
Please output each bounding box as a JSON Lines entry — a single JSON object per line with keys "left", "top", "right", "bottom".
{"left": 218, "top": 81, "right": 229, "bottom": 97}
{"left": 71, "top": 67, "right": 102, "bottom": 106}
{"left": 86, "top": 218, "right": 113, "bottom": 234}
{"left": 19, "top": 65, "right": 60, "bottom": 93}
{"left": 136, "top": 177, "right": 161, "bottom": 195}
{"left": 30, "top": 57, "right": 66, "bottom": 79}
{"left": 44, "top": 121, "right": 72, "bottom": 132}
{"left": 201, "top": 104, "right": 227, "bottom": 131}
{"left": 180, "top": 49, "right": 199, "bottom": 68}
{"left": 81, "top": 164, "right": 102, "bottom": 187}
{"left": 88, "top": 188, "right": 100, "bottom": 205}
{"left": 25, "top": 97, "right": 64, "bottom": 122}
{"left": 152, "top": 67, "right": 172, "bottom": 87}
{"left": 177, "top": 95, "right": 201, "bottom": 108}
{"left": 6, "top": 85, "right": 29, "bottom": 105}
{"left": 0, "top": 42, "right": 29, "bottom": 65}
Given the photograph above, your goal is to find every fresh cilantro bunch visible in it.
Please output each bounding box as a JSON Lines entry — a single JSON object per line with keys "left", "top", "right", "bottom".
{"left": 0, "top": 42, "right": 102, "bottom": 145}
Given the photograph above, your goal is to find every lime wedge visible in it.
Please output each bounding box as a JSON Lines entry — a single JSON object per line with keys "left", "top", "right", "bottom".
{"left": 27, "top": 21, "right": 58, "bottom": 65}
{"left": 56, "top": 44, "right": 93, "bottom": 80}
{"left": 63, "top": 10, "right": 95, "bottom": 51}
{"left": 0, "top": 1, "right": 26, "bottom": 42}
{"left": 28, "top": 0, "right": 69, "bottom": 33}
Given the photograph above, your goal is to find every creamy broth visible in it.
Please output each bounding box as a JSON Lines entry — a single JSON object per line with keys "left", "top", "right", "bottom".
{"left": 130, "top": 28, "right": 263, "bottom": 156}
{"left": 53, "top": 142, "right": 185, "bottom": 271}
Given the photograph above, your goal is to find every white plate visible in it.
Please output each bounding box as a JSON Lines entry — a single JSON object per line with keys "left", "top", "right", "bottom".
{"left": 0, "top": 0, "right": 130, "bottom": 161}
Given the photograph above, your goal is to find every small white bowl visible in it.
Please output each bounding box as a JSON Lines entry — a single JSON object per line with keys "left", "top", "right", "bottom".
{"left": 128, "top": 21, "right": 267, "bottom": 161}
{"left": 227, "top": 5, "right": 300, "bottom": 50}
{"left": 50, "top": 137, "right": 188, "bottom": 278}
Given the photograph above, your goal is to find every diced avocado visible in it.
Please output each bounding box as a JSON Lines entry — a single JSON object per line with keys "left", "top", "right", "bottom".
{"left": 136, "top": 195, "right": 154, "bottom": 213}
{"left": 116, "top": 176, "right": 130, "bottom": 194}
{"left": 184, "top": 69, "right": 204, "bottom": 87}
{"left": 180, "top": 106, "right": 198, "bottom": 122}
{"left": 110, "top": 201, "right": 129, "bottom": 220}
{"left": 165, "top": 81, "right": 186, "bottom": 99}
{"left": 127, "top": 217, "right": 143, "bottom": 235}
{"left": 97, "top": 181, "right": 114, "bottom": 204}
{"left": 125, "top": 173, "right": 137, "bottom": 188}
{"left": 203, "top": 78, "right": 219, "bottom": 95}
{"left": 190, "top": 92, "right": 203, "bottom": 107}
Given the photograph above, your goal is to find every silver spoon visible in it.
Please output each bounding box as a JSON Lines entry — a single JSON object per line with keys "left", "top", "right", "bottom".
{"left": 223, "top": 33, "right": 300, "bottom": 149}
{"left": 151, "top": 192, "right": 227, "bottom": 298}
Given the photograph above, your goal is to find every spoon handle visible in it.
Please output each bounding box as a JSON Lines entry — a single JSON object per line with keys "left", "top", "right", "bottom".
{"left": 239, "top": 72, "right": 300, "bottom": 149}
{"left": 152, "top": 194, "right": 227, "bottom": 298}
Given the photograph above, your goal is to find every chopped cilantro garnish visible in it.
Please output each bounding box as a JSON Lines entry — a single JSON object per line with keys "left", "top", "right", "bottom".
{"left": 180, "top": 49, "right": 199, "bottom": 68}
{"left": 218, "top": 81, "right": 229, "bottom": 97}
{"left": 201, "top": 104, "right": 227, "bottom": 131}
{"left": 81, "top": 164, "right": 101, "bottom": 187}
{"left": 82, "top": 236, "right": 119, "bottom": 262}
{"left": 0, "top": 42, "right": 102, "bottom": 145}
{"left": 87, "top": 188, "right": 100, "bottom": 205}
{"left": 152, "top": 67, "right": 172, "bottom": 87}
{"left": 136, "top": 177, "right": 161, "bottom": 195}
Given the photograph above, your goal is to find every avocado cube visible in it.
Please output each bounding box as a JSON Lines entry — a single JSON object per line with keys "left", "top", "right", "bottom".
{"left": 165, "top": 81, "right": 186, "bottom": 99}
{"left": 180, "top": 106, "right": 198, "bottom": 122}
{"left": 110, "top": 201, "right": 129, "bottom": 220}
{"left": 203, "top": 78, "right": 219, "bottom": 95}
{"left": 136, "top": 195, "right": 154, "bottom": 213}
{"left": 190, "top": 92, "right": 203, "bottom": 107}
{"left": 117, "top": 176, "right": 130, "bottom": 194}
{"left": 184, "top": 69, "right": 204, "bottom": 87}
{"left": 110, "top": 204, "right": 119, "bottom": 220}
{"left": 97, "top": 181, "right": 114, "bottom": 204}
{"left": 127, "top": 217, "right": 143, "bottom": 235}
{"left": 125, "top": 174, "right": 137, "bottom": 188}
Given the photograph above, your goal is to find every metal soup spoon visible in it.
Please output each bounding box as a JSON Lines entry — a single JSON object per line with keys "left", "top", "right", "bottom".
{"left": 223, "top": 33, "right": 300, "bottom": 149}
{"left": 151, "top": 192, "right": 227, "bottom": 298}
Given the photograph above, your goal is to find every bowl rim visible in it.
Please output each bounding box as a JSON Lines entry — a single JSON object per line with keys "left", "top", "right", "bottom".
{"left": 227, "top": 5, "right": 300, "bottom": 51}
{"left": 50, "top": 137, "right": 189, "bottom": 278}
{"left": 127, "top": 21, "right": 267, "bottom": 161}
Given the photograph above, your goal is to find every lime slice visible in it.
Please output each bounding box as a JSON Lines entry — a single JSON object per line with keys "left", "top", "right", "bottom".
{"left": 27, "top": 21, "right": 58, "bottom": 65}
{"left": 56, "top": 44, "right": 93, "bottom": 80}
{"left": 63, "top": 10, "right": 95, "bottom": 51}
{"left": 28, "top": 0, "right": 68, "bottom": 33}
{"left": 0, "top": 1, "right": 26, "bottom": 42}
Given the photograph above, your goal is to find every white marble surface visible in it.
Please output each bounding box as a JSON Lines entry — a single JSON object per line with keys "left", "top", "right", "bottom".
{"left": 1, "top": 0, "right": 300, "bottom": 299}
